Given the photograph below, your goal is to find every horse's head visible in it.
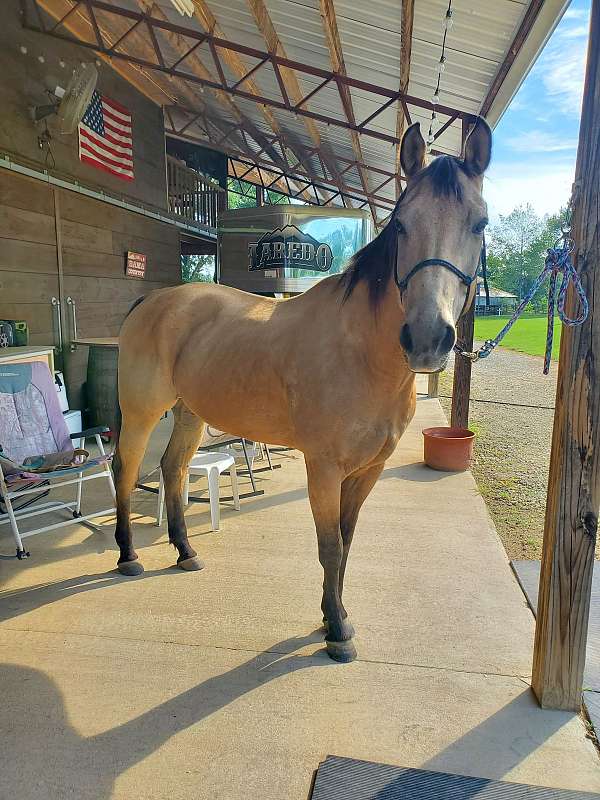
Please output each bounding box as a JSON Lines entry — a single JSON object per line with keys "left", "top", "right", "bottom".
{"left": 395, "top": 118, "right": 492, "bottom": 372}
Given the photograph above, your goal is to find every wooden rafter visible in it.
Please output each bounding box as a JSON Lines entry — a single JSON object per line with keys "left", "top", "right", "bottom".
{"left": 37, "top": 0, "right": 179, "bottom": 107}
{"left": 245, "top": 0, "right": 353, "bottom": 208}
{"left": 395, "top": 0, "right": 414, "bottom": 197}
{"left": 166, "top": 108, "right": 400, "bottom": 212}
{"left": 135, "top": 1, "right": 282, "bottom": 170}
{"left": 319, "top": 0, "right": 376, "bottom": 221}
{"left": 30, "top": 0, "right": 471, "bottom": 218}
{"left": 37, "top": 0, "right": 298, "bottom": 198}
{"left": 30, "top": 2, "right": 475, "bottom": 145}
{"left": 186, "top": 0, "right": 315, "bottom": 202}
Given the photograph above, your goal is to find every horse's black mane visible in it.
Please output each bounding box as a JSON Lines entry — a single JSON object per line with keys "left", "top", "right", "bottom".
{"left": 341, "top": 155, "right": 472, "bottom": 308}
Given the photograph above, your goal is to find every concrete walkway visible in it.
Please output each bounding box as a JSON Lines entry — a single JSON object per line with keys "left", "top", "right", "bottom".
{"left": 1, "top": 394, "right": 598, "bottom": 799}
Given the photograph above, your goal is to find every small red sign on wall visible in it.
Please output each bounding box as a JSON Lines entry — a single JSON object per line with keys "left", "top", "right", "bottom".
{"left": 126, "top": 251, "right": 146, "bottom": 279}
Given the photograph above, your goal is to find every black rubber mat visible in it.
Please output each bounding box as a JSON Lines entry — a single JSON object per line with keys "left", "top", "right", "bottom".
{"left": 311, "top": 756, "right": 600, "bottom": 799}
{"left": 511, "top": 560, "right": 600, "bottom": 737}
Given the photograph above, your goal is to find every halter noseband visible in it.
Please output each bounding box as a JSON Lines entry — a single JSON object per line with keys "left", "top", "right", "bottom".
{"left": 394, "top": 258, "right": 476, "bottom": 294}
{"left": 394, "top": 254, "right": 482, "bottom": 320}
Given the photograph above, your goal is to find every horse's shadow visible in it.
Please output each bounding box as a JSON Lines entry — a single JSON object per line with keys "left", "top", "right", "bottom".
{"left": 1, "top": 632, "right": 331, "bottom": 800}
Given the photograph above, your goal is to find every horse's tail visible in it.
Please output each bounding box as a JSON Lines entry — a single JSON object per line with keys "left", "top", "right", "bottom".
{"left": 125, "top": 295, "right": 146, "bottom": 319}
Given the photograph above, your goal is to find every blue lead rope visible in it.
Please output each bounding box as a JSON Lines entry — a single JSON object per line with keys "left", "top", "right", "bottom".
{"left": 454, "top": 234, "right": 589, "bottom": 374}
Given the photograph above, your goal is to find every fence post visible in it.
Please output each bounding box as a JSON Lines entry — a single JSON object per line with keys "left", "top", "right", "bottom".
{"left": 427, "top": 372, "right": 440, "bottom": 398}
{"left": 451, "top": 303, "right": 474, "bottom": 428}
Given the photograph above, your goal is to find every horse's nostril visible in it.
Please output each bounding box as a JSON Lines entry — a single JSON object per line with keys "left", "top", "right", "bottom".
{"left": 440, "top": 324, "right": 455, "bottom": 354}
{"left": 399, "top": 324, "right": 413, "bottom": 354}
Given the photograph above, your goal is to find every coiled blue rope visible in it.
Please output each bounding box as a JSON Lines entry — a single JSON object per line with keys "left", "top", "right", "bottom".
{"left": 455, "top": 231, "right": 589, "bottom": 374}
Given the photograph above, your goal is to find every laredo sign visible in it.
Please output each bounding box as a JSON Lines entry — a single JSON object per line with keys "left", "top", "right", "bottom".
{"left": 248, "top": 225, "right": 333, "bottom": 272}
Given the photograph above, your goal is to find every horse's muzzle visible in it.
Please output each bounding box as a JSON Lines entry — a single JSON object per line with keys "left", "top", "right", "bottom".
{"left": 400, "top": 322, "right": 455, "bottom": 373}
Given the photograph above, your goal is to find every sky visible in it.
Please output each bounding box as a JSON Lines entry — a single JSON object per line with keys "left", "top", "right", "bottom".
{"left": 483, "top": 0, "right": 590, "bottom": 221}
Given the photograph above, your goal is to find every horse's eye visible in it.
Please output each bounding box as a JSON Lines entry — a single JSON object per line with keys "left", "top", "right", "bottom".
{"left": 473, "top": 218, "right": 488, "bottom": 235}
{"left": 395, "top": 219, "right": 406, "bottom": 235}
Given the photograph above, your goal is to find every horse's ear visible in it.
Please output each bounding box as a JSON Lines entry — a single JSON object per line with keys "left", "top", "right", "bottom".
{"left": 463, "top": 117, "right": 492, "bottom": 175}
{"left": 400, "top": 123, "right": 426, "bottom": 179}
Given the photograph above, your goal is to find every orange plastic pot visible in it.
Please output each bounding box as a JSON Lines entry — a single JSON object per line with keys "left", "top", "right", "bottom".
{"left": 422, "top": 426, "right": 475, "bottom": 472}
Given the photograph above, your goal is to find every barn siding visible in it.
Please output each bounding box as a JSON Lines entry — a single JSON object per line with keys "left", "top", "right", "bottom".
{"left": 0, "top": 1, "right": 167, "bottom": 210}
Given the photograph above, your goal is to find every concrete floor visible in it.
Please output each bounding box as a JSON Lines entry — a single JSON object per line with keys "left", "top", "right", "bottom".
{"left": 1, "top": 393, "right": 598, "bottom": 799}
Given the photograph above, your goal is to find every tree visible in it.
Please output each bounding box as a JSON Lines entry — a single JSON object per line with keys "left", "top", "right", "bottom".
{"left": 181, "top": 254, "right": 215, "bottom": 283}
{"left": 486, "top": 206, "right": 570, "bottom": 311}
{"left": 488, "top": 204, "right": 543, "bottom": 300}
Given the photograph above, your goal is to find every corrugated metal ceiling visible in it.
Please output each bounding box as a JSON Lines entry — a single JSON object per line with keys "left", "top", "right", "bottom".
{"left": 43, "top": 0, "right": 571, "bottom": 221}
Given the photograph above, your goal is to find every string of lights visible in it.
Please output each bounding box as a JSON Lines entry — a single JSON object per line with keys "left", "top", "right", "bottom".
{"left": 426, "top": 0, "right": 454, "bottom": 150}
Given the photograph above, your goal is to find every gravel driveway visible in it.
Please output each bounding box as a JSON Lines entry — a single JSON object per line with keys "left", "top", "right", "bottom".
{"left": 436, "top": 347, "right": 595, "bottom": 560}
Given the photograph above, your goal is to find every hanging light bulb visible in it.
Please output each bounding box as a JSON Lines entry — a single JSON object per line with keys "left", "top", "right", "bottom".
{"left": 438, "top": 56, "right": 446, "bottom": 73}
{"left": 38, "top": 55, "right": 45, "bottom": 64}
{"left": 432, "top": 91, "right": 440, "bottom": 105}
{"left": 59, "top": 59, "right": 66, "bottom": 68}
{"left": 20, "top": 45, "right": 28, "bottom": 55}
{"left": 443, "top": 9, "right": 454, "bottom": 30}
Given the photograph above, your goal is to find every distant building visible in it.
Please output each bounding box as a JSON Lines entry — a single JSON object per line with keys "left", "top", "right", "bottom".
{"left": 475, "top": 277, "right": 518, "bottom": 315}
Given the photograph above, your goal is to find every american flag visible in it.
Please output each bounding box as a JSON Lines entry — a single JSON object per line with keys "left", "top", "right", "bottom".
{"left": 78, "top": 90, "right": 134, "bottom": 181}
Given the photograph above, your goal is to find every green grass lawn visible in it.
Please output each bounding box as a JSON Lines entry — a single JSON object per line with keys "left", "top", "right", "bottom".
{"left": 473, "top": 314, "right": 561, "bottom": 360}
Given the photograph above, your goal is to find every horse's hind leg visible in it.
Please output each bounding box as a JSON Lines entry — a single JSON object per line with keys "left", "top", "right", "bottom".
{"left": 113, "top": 412, "right": 160, "bottom": 576}
{"left": 160, "top": 401, "right": 205, "bottom": 571}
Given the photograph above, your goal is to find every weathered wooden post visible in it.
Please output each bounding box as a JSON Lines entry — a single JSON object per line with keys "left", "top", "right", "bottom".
{"left": 450, "top": 120, "right": 474, "bottom": 428}
{"left": 532, "top": 0, "right": 600, "bottom": 710}
{"left": 450, "top": 305, "right": 473, "bottom": 427}
{"left": 427, "top": 372, "right": 440, "bottom": 398}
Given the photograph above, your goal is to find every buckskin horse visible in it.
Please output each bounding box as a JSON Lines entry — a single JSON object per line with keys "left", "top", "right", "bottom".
{"left": 113, "top": 118, "right": 492, "bottom": 662}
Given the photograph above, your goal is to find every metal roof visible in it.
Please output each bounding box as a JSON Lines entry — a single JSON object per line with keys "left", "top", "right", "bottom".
{"left": 28, "top": 0, "right": 571, "bottom": 224}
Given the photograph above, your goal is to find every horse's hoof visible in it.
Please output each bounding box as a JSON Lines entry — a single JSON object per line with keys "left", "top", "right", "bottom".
{"left": 117, "top": 559, "right": 144, "bottom": 576}
{"left": 177, "top": 556, "right": 205, "bottom": 571}
{"left": 325, "top": 638, "right": 357, "bottom": 663}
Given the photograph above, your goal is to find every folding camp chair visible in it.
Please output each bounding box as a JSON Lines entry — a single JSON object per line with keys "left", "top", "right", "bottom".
{"left": 0, "top": 361, "right": 116, "bottom": 559}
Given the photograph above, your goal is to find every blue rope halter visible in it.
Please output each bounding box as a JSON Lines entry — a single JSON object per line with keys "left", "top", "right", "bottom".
{"left": 454, "top": 223, "right": 589, "bottom": 374}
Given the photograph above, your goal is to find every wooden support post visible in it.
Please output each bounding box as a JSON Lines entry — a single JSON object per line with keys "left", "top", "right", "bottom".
{"left": 450, "top": 119, "right": 474, "bottom": 429}
{"left": 427, "top": 372, "right": 440, "bottom": 398}
{"left": 532, "top": 0, "right": 600, "bottom": 710}
{"left": 450, "top": 304, "right": 473, "bottom": 428}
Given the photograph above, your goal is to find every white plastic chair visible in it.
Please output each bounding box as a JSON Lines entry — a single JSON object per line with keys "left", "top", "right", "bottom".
{"left": 156, "top": 452, "right": 240, "bottom": 531}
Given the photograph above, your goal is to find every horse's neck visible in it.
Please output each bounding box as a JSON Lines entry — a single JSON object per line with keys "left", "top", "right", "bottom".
{"left": 336, "top": 277, "right": 411, "bottom": 379}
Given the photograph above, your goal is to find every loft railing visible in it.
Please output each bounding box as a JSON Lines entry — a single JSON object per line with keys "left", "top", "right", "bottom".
{"left": 166, "top": 155, "right": 224, "bottom": 229}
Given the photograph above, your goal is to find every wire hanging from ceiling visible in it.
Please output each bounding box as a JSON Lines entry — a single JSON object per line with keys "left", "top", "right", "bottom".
{"left": 426, "top": 0, "right": 453, "bottom": 151}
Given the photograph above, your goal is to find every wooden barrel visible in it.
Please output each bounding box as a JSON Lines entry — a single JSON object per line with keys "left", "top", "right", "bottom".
{"left": 86, "top": 343, "right": 120, "bottom": 436}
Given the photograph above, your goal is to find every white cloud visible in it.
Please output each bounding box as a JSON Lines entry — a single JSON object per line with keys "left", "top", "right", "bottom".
{"left": 484, "top": 162, "right": 575, "bottom": 219}
{"left": 505, "top": 129, "right": 577, "bottom": 153}
{"left": 563, "top": 7, "right": 588, "bottom": 20}
{"left": 536, "top": 14, "right": 589, "bottom": 115}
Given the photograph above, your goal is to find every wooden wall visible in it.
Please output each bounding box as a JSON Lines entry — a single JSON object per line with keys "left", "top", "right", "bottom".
{"left": 0, "top": 0, "right": 167, "bottom": 209}
{"left": 0, "top": 170, "right": 59, "bottom": 346}
{"left": 0, "top": 168, "right": 181, "bottom": 409}
{"left": 0, "top": 2, "right": 184, "bottom": 410}
{"left": 58, "top": 183, "right": 181, "bottom": 407}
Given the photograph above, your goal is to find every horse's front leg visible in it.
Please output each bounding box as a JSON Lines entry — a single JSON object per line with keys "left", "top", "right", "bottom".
{"left": 339, "top": 463, "right": 384, "bottom": 607}
{"left": 306, "top": 460, "right": 356, "bottom": 662}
